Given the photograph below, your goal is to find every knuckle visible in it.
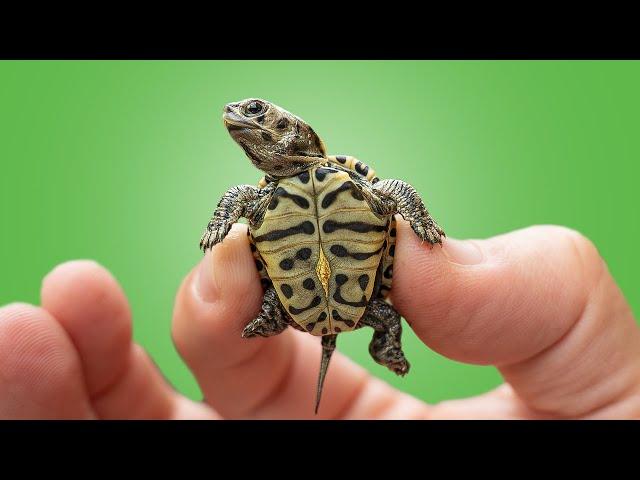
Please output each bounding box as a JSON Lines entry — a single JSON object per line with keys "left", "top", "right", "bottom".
{"left": 532, "top": 225, "right": 606, "bottom": 290}
{"left": 551, "top": 225, "right": 602, "bottom": 268}
{"left": 531, "top": 225, "right": 601, "bottom": 261}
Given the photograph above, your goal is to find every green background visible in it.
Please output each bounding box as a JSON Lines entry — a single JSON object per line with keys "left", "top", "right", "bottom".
{"left": 1, "top": 61, "right": 638, "bottom": 406}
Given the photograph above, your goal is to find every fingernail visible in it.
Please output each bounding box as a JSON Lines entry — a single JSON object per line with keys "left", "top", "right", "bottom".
{"left": 196, "top": 251, "right": 218, "bottom": 303}
{"left": 443, "top": 238, "right": 485, "bottom": 265}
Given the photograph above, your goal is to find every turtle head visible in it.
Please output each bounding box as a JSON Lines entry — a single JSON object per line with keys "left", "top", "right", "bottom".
{"left": 223, "top": 98, "right": 326, "bottom": 177}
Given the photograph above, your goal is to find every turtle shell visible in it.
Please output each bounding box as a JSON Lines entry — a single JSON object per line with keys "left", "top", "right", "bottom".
{"left": 248, "top": 165, "right": 394, "bottom": 336}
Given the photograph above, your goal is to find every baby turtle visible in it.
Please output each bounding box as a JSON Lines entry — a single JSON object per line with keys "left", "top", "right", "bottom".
{"left": 200, "top": 99, "right": 445, "bottom": 413}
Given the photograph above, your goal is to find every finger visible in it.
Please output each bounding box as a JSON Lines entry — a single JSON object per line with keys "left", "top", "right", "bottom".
{"left": 172, "top": 223, "right": 427, "bottom": 419}
{"left": 40, "top": 260, "right": 178, "bottom": 419}
{"left": 425, "top": 385, "right": 551, "bottom": 419}
{"left": 392, "top": 220, "right": 640, "bottom": 417}
{"left": 41, "top": 260, "right": 132, "bottom": 396}
{"left": 91, "top": 343, "right": 219, "bottom": 419}
{"left": 0, "top": 303, "right": 94, "bottom": 419}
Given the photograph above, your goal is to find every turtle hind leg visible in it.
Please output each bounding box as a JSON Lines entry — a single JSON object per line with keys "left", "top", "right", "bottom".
{"left": 361, "top": 299, "right": 410, "bottom": 376}
{"left": 242, "top": 231, "right": 289, "bottom": 338}
{"left": 242, "top": 286, "right": 290, "bottom": 338}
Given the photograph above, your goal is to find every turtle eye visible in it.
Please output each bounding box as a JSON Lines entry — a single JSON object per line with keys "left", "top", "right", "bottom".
{"left": 245, "top": 101, "right": 264, "bottom": 116}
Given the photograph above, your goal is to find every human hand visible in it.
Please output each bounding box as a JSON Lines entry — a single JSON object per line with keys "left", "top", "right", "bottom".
{"left": 2, "top": 221, "right": 639, "bottom": 418}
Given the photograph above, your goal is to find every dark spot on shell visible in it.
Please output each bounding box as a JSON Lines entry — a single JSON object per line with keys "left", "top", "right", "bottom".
{"left": 323, "top": 220, "right": 385, "bottom": 234}
{"left": 296, "top": 248, "right": 312, "bottom": 260}
{"left": 335, "top": 274, "right": 348, "bottom": 285}
{"left": 321, "top": 181, "right": 354, "bottom": 209}
{"left": 250, "top": 243, "right": 257, "bottom": 252}
{"left": 306, "top": 322, "right": 315, "bottom": 331}
{"left": 288, "top": 296, "right": 321, "bottom": 315}
{"left": 280, "top": 284, "right": 293, "bottom": 299}
{"left": 389, "top": 245, "right": 395, "bottom": 256}
{"left": 279, "top": 258, "right": 294, "bottom": 270}
{"left": 298, "top": 171, "right": 310, "bottom": 184}
{"left": 315, "top": 167, "right": 332, "bottom": 182}
{"left": 303, "top": 278, "right": 316, "bottom": 290}
{"left": 322, "top": 327, "right": 328, "bottom": 334}
{"left": 334, "top": 327, "right": 342, "bottom": 332}
{"left": 358, "top": 274, "right": 369, "bottom": 291}
{"left": 335, "top": 155, "right": 347, "bottom": 164}
{"left": 318, "top": 312, "right": 327, "bottom": 321}
{"left": 330, "top": 245, "right": 348, "bottom": 257}
{"left": 260, "top": 279, "right": 271, "bottom": 290}
{"left": 350, "top": 188, "right": 364, "bottom": 201}
{"left": 390, "top": 228, "right": 397, "bottom": 237}
{"left": 268, "top": 197, "right": 279, "bottom": 210}
{"left": 253, "top": 221, "right": 315, "bottom": 243}
{"left": 255, "top": 259, "right": 264, "bottom": 271}
{"left": 269, "top": 187, "right": 309, "bottom": 209}
{"left": 332, "top": 310, "right": 355, "bottom": 327}
{"left": 384, "top": 265, "right": 393, "bottom": 279}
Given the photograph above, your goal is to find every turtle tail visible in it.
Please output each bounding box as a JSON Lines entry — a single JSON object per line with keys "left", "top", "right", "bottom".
{"left": 315, "top": 334, "right": 338, "bottom": 415}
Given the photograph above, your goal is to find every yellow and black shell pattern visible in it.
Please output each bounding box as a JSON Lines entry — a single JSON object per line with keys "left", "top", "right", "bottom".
{"left": 248, "top": 165, "right": 394, "bottom": 336}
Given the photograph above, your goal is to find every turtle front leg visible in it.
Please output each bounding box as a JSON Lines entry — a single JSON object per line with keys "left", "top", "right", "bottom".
{"left": 200, "top": 184, "right": 272, "bottom": 251}
{"left": 242, "top": 286, "right": 290, "bottom": 338}
{"left": 370, "top": 179, "right": 445, "bottom": 245}
{"left": 361, "top": 298, "right": 410, "bottom": 376}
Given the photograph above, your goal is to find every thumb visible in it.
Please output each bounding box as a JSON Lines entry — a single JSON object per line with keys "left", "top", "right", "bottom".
{"left": 391, "top": 220, "right": 640, "bottom": 417}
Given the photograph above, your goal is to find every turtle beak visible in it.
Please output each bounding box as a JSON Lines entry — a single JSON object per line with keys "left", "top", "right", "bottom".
{"left": 222, "top": 104, "right": 255, "bottom": 131}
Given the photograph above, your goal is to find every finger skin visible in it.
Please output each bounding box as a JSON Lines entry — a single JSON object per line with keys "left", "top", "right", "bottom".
{"left": 91, "top": 344, "right": 176, "bottom": 419}
{"left": 428, "top": 385, "right": 554, "bottom": 420}
{"left": 392, "top": 220, "right": 640, "bottom": 417}
{"left": 40, "top": 260, "right": 193, "bottom": 419}
{"left": 41, "top": 260, "right": 132, "bottom": 397}
{"left": 0, "top": 303, "right": 94, "bottom": 419}
{"left": 172, "top": 224, "right": 420, "bottom": 419}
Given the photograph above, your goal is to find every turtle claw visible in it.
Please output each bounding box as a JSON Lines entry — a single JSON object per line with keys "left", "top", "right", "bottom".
{"left": 384, "top": 349, "right": 410, "bottom": 376}
{"left": 241, "top": 320, "right": 265, "bottom": 338}
{"left": 389, "top": 358, "right": 410, "bottom": 377}
{"left": 413, "top": 219, "right": 445, "bottom": 246}
{"left": 242, "top": 287, "right": 289, "bottom": 339}
{"left": 242, "top": 314, "right": 284, "bottom": 338}
{"left": 370, "top": 340, "right": 411, "bottom": 377}
{"left": 199, "top": 224, "right": 230, "bottom": 252}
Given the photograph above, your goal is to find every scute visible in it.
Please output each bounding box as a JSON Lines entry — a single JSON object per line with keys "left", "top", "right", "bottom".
{"left": 250, "top": 165, "right": 390, "bottom": 335}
